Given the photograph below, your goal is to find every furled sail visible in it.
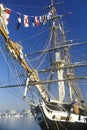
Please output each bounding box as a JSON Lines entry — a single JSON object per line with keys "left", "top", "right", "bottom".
{"left": 0, "top": 3, "right": 48, "bottom": 102}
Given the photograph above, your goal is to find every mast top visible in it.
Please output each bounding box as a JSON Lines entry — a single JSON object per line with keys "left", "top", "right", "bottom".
{"left": 51, "top": 0, "right": 53, "bottom": 6}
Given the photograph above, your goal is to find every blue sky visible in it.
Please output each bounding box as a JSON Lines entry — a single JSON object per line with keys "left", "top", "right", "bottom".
{"left": 0, "top": 0, "right": 87, "bottom": 112}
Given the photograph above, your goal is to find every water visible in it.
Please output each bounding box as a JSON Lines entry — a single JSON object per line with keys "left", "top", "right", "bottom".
{"left": 0, "top": 114, "right": 40, "bottom": 130}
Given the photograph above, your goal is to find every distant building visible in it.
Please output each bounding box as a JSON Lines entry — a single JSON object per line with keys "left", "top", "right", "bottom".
{"left": 6, "top": 110, "right": 16, "bottom": 115}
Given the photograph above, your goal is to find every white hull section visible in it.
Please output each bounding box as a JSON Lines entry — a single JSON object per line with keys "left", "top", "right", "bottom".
{"left": 42, "top": 102, "right": 87, "bottom": 123}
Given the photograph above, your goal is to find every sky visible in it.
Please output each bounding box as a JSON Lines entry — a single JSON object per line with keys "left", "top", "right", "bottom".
{"left": 0, "top": 0, "right": 87, "bottom": 112}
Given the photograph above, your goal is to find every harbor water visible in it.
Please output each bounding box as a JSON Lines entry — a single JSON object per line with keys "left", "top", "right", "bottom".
{"left": 0, "top": 114, "right": 40, "bottom": 130}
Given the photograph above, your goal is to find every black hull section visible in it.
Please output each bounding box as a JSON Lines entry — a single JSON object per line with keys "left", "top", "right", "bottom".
{"left": 39, "top": 120, "right": 87, "bottom": 130}
{"left": 33, "top": 105, "right": 87, "bottom": 130}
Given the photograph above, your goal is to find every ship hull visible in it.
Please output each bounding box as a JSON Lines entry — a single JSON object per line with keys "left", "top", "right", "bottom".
{"left": 33, "top": 104, "right": 87, "bottom": 130}
{"left": 39, "top": 120, "right": 87, "bottom": 130}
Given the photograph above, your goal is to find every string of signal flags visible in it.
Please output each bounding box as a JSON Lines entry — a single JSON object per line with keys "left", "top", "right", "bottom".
{"left": 4, "top": 6, "right": 56, "bottom": 30}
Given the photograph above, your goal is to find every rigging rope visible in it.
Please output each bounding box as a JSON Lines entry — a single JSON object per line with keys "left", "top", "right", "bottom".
{"left": 0, "top": 35, "right": 26, "bottom": 99}
{"left": 36, "top": 28, "right": 53, "bottom": 69}
{"left": 29, "top": 29, "right": 51, "bottom": 62}
{"left": 0, "top": 36, "right": 18, "bottom": 84}
{"left": 19, "top": 27, "right": 50, "bottom": 43}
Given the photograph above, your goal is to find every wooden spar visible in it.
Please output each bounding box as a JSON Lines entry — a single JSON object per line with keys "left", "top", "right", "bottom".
{"left": 38, "top": 62, "right": 87, "bottom": 73}
{"left": 0, "top": 26, "right": 9, "bottom": 40}
{"left": 0, "top": 26, "right": 48, "bottom": 101}
{"left": 0, "top": 26, "right": 32, "bottom": 73}
{"left": 0, "top": 4, "right": 48, "bottom": 101}
{"left": 0, "top": 75, "right": 87, "bottom": 89}
{"left": 28, "top": 41, "right": 87, "bottom": 56}
{"left": 8, "top": 39, "right": 32, "bottom": 73}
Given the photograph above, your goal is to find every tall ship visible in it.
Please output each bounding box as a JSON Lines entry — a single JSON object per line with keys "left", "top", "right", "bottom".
{"left": 0, "top": 1, "right": 87, "bottom": 130}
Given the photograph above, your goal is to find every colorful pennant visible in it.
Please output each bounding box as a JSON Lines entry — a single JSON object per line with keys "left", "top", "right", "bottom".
{"left": 5, "top": 8, "right": 11, "bottom": 25}
{"left": 16, "top": 17, "right": 21, "bottom": 30}
{"left": 4, "top": 6, "right": 56, "bottom": 29}
{"left": 24, "top": 15, "right": 29, "bottom": 27}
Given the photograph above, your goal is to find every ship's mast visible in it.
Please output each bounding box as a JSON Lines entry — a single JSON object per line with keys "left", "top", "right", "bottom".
{"left": 0, "top": 3, "right": 84, "bottom": 105}
{"left": 51, "top": 0, "right": 53, "bottom": 5}
{"left": 49, "top": 2, "right": 84, "bottom": 103}
{"left": 48, "top": 3, "right": 65, "bottom": 102}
